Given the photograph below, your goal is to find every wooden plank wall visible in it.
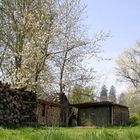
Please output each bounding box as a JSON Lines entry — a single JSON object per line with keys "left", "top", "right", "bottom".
{"left": 112, "top": 105, "right": 129, "bottom": 125}
{"left": 37, "top": 102, "right": 62, "bottom": 126}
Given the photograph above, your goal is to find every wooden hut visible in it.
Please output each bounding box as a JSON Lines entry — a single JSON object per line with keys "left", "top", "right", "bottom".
{"left": 37, "top": 93, "right": 71, "bottom": 126}
{"left": 72, "top": 101, "right": 129, "bottom": 126}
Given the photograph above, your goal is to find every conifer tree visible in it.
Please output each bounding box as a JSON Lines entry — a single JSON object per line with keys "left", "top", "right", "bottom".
{"left": 109, "top": 85, "right": 117, "bottom": 103}
{"left": 100, "top": 85, "right": 108, "bottom": 101}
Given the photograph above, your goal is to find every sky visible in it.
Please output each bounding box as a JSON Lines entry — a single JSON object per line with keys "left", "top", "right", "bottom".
{"left": 82, "top": 0, "right": 140, "bottom": 95}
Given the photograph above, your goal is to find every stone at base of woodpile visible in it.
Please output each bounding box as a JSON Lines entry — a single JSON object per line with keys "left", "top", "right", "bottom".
{"left": 0, "top": 82, "right": 37, "bottom": 125}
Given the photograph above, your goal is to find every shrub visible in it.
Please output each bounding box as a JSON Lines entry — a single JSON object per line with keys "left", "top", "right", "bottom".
{"left": 128, "top": 113, "right": 140, "bottom": 126}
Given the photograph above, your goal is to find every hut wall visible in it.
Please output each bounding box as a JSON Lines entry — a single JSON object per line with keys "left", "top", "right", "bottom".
{"left": 78, "top": 106, "right": 110, "bottom": 126}
{"left": 112, "top": 105, "right": 129, "bottom": 125}
{"left": 47, "top": 106, "right": 61, "bottom": 126}
{"left": 37, "top": 102, "right": 61, "bottom": 126}
{"left": 37, "top": 103, "right": 47, "bottom": 124}
{"left": 0, "top": 82, "right": 37, "bottom": 125}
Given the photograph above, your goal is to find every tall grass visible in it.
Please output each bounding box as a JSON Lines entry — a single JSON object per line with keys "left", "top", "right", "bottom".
{"left": 0, "top": 125, "right": 140, "bottom": 140}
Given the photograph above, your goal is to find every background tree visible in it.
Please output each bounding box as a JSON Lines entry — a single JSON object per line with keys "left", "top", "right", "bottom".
{"left": 116, "top": 42, "right": 140, "bottom": 89}
{"left": 100, "top": 85, "right": 108, "bottom": 101}
{"left": 0, "top": 0, "right": 109, "bottom": 93}
{"left": 109, "top": 85, "right": 117, "bottom": 103}
{"left": 118, "top": 93, "right": 126, "bottom": 105}
{"left": 125, "top": 90, "right": 140, "bottom": 114}
{"left": 116, "top": 41, "right": 140, "bottom": 122}
{"left": 68, "top": 84, "right": 95, "bottom": 104}
{"left": 0, "top": 0, "right": 59, "bottom": 91}
{"left": 119, "top": 89, "right": 140, "bottom": 115}
{"left": 47, "top": 0, "right": 109, "bottom": 93}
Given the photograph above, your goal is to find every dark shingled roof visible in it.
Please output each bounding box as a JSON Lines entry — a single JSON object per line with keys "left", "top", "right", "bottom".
{"left": 37, "top": 93, "right": 61, "bottom": 103}
{"left": 37, "top": 92, "right": 70, "bottom": 105}
{"left": 71, "top": 101, "right": 128, "bottom": 109}
{"left": 37, "top": 99, "right": 62, "bottom": 107}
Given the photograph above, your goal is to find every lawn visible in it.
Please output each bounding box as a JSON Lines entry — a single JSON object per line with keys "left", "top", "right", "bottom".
{"left": 0, "top": 125, "right": 140, "bottom": 140}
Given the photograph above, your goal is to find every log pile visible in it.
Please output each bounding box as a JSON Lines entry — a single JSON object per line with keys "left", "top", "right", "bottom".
{"left": 0, "top": 82, "right": 37, "bottom": 125}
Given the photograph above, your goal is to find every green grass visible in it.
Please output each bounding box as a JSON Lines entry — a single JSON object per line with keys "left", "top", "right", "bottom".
{"left": 0, "top": 125, "right": 140, "bottom": 140}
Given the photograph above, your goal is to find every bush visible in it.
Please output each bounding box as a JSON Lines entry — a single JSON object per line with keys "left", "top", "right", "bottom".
{"left": 128, "top": 113, "right": 140, "bottom": 126}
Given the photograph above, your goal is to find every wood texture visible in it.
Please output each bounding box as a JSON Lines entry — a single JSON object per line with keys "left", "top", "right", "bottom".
{"left": 0, "top": 82, "right": 37, "bottom": 125}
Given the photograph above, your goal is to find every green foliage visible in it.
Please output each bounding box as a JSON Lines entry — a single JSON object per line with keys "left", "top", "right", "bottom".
{"left": 119, "top": 89, "right": 140, "bottom": 115}
{"left": 68, "top": 84, "right": 95, "bottom": 104}
{"left": 128, "top": 113, "right": 140, "bottom": 126}
{"left": 0, "top": 126, "right": 140, "bottom": 140}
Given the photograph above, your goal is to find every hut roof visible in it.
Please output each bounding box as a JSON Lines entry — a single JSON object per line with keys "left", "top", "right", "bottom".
{"left": 71, "top": 101, "right": 128, "bottom": 109}
{"left": 37, "top": 92, "right": 69, "bottom": 105}
{"left": 37, "top": 99, "right": 62, "bottom": 107}
{"left": 37, "top": 93, "right": 61, "bottom": 103}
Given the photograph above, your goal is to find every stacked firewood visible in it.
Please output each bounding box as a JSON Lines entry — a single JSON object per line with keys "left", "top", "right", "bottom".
{"left": 0, "top": 81, "right": 37, "bottom": 125}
